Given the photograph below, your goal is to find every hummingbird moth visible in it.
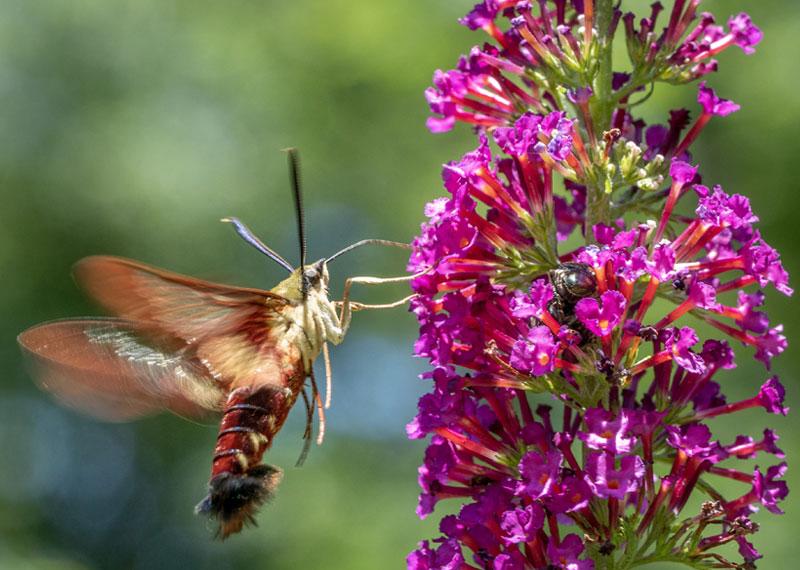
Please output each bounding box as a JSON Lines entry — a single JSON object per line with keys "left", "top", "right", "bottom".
{"left": 18, "top": 149, "right": 415, "bottom": 538}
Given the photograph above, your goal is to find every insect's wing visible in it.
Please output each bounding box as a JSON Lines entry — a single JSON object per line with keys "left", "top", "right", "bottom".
{"left": 18, "top": 318, "right": 225, "bottom": 421}
{"left": 73, "top": 256, "right": 289, "bottom": 341}
{"left": 73, "top": 255, "right": 302, "bottom": 391}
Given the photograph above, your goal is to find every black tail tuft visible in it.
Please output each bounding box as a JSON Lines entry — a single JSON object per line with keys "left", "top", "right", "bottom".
{"left": 195, "top": 464, "right": 283, "bottom": 539}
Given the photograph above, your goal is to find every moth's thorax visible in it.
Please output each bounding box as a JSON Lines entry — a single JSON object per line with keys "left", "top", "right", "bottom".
{"left": 268, "top": 264, "right": 342, "bottom": 372}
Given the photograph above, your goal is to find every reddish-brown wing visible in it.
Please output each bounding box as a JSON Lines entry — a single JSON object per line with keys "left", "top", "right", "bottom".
{"left": 19, "top": 318, "right": 223, "bottom": 421}
{"left": 19, "top": 256, "right": 302, "bottom": 421}
{"left": 73, "top": 256, "right": 289, "bottom": 343}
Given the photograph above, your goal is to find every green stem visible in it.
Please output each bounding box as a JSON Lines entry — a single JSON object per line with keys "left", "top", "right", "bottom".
{"left": 584, "top": 0, "right": 615, "bottom": 240}
{"left": 594, "top": 0, "right": 615, "bottom": 133}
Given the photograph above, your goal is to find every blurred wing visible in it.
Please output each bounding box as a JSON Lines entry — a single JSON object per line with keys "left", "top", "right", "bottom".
{"left": 73, "top": 255, "right": 303, "bottom": 391}
{"left": 18, "top": 319, "right": 225, "bottom": 421}
{"left": 73, "top": 255, "right": 290, "bottom": 342}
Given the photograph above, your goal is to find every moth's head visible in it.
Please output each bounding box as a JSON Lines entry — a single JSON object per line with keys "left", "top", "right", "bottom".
{"left": 272, "top": 260, "right": 328, "bottom": 301}
{"left": 302, "top": 259, "right": 329, "bottom": 292}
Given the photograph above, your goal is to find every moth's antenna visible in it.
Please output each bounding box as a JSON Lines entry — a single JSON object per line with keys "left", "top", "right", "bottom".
{"left": 221, "top": 217, "right": 294, "bottom": 273}
{"left": 284, "top": 148, "right": 307, "bottom": 296}
{"left": 326, "top": 239, "right": 411, "bottom": 264}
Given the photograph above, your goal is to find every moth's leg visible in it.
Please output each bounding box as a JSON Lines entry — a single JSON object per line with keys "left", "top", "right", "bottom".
{"left": 314, "top": 393, "right": 326, "bottom": 445}
{"left": 322, "top": 342, "right": 333, "bottom": 410}
{"left": 336, "top": 270, "right": 427, "bottom": 339}
{"left": 348, "top": 295, "right": 417, "bottom": 311}
{"left": 296, "top": 370, "right": 326, "bottom": 469}
{"left": 296, "top": 387, "right": 314, "bottom": 467}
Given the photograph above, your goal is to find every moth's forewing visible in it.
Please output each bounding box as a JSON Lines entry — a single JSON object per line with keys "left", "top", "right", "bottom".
{"left": 18, "top": 318, "right": 223, "bottom": 421}
{"left": 73, "top": 256, "right": 289, "bottom": 342}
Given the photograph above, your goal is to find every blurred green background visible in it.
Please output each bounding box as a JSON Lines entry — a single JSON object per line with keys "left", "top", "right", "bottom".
{"left": 0, "top": 1, "right": 796, "bottom": 568}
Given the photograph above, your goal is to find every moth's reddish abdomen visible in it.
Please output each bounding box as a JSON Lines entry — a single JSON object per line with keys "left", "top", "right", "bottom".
{"left": 196, "top": 381, "right": 303, "bottom": 538}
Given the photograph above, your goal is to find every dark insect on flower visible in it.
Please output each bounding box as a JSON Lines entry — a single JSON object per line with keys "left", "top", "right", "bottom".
{"left": 547, "top": 262, "right": 598, "bottom": 334}
{"left": 17, "top": 150, "right": 413, "bottom": 539}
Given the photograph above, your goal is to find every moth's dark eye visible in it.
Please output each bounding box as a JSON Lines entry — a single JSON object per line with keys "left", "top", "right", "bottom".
{"left": 304, "top": 269, "right": 319, "bottom": 284}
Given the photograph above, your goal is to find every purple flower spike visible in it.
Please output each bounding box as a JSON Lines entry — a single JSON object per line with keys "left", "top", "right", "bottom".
{"left": 408, "top": 4, "right": 788, "bottom": 568}
{"left": 700, "top": 339, "right": 737, "bottom": 370}
{"left": 757, "top": 377, "right": 789, "bottom": 416}
{"left": 593, "top": 224, "right": 637, "bottom": 250}
{"left": 575, "top": 291, "right": 626, "bottom": 337}
{"left": 510, "top": 326, "right": 559, "bottom": 376}
{"left": 494, "top": 111, "right": 574, "bottom": 161}
{"left": 698, "top": 82, "right": 741, "bottom": 116}
{"left": 696, "top": 185, "right": 758, "bottom": 229}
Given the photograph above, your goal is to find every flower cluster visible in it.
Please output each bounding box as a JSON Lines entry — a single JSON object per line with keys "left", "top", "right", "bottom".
{"left": 407, "top": 2, "right": 787, "bottom": 570}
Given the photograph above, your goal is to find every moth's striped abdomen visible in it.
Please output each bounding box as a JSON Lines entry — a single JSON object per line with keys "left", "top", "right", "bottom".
{"left": 196, "top": 381, "right": 302, "bottom": 538}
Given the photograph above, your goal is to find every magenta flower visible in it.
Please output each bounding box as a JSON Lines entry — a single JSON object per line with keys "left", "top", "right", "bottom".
{"left": 509, "top": 279, "right": 552, "bottom": 319}
{"left": 542, "top": 476, "right": 593, "bottom": 515}
{"left": 666, "top": 424, "right": 719, "bottom": 458}
{"left": 725, "top": 463, "right": 789, "bottom": 516}
{"left": 517, "top": 449, "right": 562, "bottom": 498}
{"left": 408, "top": 3, "right": 787, "bottom": 569}
{"left": 575, "top": 291, "right": 627, "bottom": 338}
{"left": 697, "top": 82, "right": 741, "bottom": 116}
{"left": 510, "top": 326, "right": 558, "bottom": 376}
{"left": 757, "top": 377, "right": 790, "bottom": 416}
{"left": 499, "top": 504, "right": 544, "bottom": 545}
{"left": 578, "top": 408, "right": 634, "bottom": 454}
{"left": 546, "top": 534, "right": 594, "bottom": 570}
{"left": 728, "top": 13, "right": 764, "bottom": 54}
{"left": 752, "top": 463, "right": 790, "bottom": 514}
{"left": 664, "top": 327, "right": 707, "bottom": 374}
{"left": 584, "top": 453, "right": 645, "bottom": 500}
{"left": 670, "top": 160, "right": 699, "bottom": 184}
{"left": 407, "top": 539, "right": 464, "bottom": 570}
